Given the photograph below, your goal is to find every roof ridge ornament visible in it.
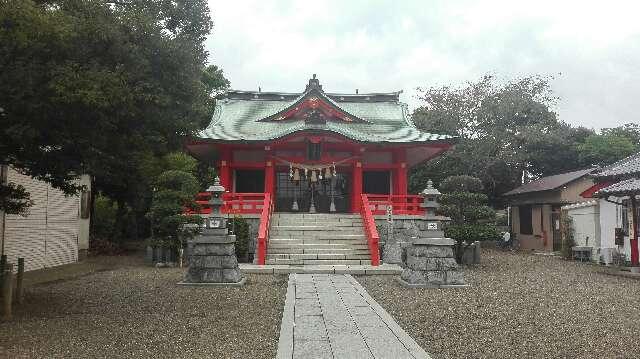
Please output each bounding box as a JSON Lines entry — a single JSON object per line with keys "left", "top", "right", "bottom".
{"left": 305, "top": 74, "right": 323, "bottom": 92}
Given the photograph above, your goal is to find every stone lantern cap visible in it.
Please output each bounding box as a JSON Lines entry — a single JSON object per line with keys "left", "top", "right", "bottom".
{"left": 206, "top": 177, "right": 226, "bottom": 196}
{"left": 420, "top": 179, "right": 441, "bottom": 197}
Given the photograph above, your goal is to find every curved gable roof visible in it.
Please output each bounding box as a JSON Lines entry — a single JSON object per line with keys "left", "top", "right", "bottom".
{"left": 198, "top": 76, "right": 454, "bottom": 144}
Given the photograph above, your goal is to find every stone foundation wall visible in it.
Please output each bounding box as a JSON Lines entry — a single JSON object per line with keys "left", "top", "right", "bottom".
{"left": 186, "top": 236, "right": 243, "bottom": 283}
{"left": 374, "top": 216, "right": 431, "bottom": 264}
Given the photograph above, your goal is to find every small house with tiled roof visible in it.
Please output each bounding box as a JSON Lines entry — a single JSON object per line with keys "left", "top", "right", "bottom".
{"left": 576, "top": 152, "right": 640, "bottom": 266}
{"left": 502, "top": 168, "right": 596, "bottom": 251}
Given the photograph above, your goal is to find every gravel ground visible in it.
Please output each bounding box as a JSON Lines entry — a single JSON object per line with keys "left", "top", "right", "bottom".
{"left": 0, "top": 261, "right": 287, "bottom": 359}
{"left": 358, "top": 249, "right": 640, "bottom": 359}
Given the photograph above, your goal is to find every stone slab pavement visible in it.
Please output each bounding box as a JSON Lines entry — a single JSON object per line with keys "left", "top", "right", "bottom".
{"left": 276, "top": 273, "right": 432, "bottom": 359}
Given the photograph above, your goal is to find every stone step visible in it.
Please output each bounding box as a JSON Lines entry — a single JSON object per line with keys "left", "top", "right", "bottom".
{"left": 266, "top": 248, "right": 370, "bottom": 255}
{"left": 270, "top": 220, "right": 362, "bottom": 227}
{"left": 266, "top": 253, "right": 371, "bottom": 261}
{"left": 271, "top": 225, "right": 362, "bottom": 231}
{"left": 265, "top": 258, "right": 371, "bottom": 265}
{"left": 272, "top": 213, "right": 362, "bottom": 219}
{"left": 269, "top": 230, "right": 364, "bottom": 238}
{"left": 268, "top": 232, "right": 366, "bottom": 240}
{"left": 268, "top": 243, "right": 369, "bottom": 250}
{"left": 269, "top": 238, "right": 368, "bottom": 245}
{"left": 268, "top": 247, "right": 370, "bottom": 255}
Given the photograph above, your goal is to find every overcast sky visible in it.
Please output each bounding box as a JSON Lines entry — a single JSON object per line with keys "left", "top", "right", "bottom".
{"left": 206, "top": 0, "right": 640, "bottom": 130}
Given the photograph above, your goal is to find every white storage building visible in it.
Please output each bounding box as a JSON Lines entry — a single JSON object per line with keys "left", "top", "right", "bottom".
{"left": 0, "top": 166, "right": 91, "bottom": 271}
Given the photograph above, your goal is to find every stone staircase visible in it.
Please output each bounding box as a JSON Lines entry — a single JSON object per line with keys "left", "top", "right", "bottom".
{"left": 266, "top": 213, "right": 372, "bottom": 266}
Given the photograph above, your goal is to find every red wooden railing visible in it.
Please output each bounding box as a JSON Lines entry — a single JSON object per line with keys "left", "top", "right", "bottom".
{"left": 256, "top": 193, "right": 274, "bottom": 265}
{"left": 221, "top": 193, "right": 268, "bottom": 214}
{"left": 187, "top": 192, "right": 267, "bottom": 215}
{"left": 360, "top": 194, "right": 381, "bottom": 266}
{"left": 363, "top": 194, "right": 425, "bottom": 216}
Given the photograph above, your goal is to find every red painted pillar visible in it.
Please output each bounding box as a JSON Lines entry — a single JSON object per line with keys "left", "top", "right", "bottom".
{"left": 393, "top": 150, "right": 407, "bottom": 195}
{"left": 219, "top": 148, "right": 231, "bottom": 191}
{"left": 631, "top": 197, "right": 639, "bottom": 266}
{"left": 352, "top": 161, "right": 363, "bottom": 213}
{"left": 264, "top": 159, "right": 275, "bottom": 196}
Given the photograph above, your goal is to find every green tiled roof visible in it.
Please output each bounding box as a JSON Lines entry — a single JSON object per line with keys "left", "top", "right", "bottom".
{"left": 198, "top": 80, "right": 454, "bottom": 144}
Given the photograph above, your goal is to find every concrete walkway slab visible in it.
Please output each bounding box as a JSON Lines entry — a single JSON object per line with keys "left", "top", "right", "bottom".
{"left": 277, "top": 273, "right": 432, "bottom": 359}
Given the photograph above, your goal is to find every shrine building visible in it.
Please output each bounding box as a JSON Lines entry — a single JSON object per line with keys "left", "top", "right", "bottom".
{"left": 187, "top": 75, "right": 454, "bottom": 214}
{"left": 186, "top": 75, "right": 455, "bottom": 266}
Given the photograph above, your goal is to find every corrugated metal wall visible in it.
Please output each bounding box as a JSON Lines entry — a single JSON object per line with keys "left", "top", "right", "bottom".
{"left": 3, "top": 169, "right": 79, "bottom": 271}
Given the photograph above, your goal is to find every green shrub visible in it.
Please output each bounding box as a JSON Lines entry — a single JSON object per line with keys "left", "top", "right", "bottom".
{"left": 444, "top": 224, "right": 501, "bottom": 243}
{"left": 438, "top": 175, "right": 499, "bottom": 263}
{"left": 229, "top": 215, "right": 250, "bottom": 260}
{"left": 92, "top": 194, "right": 117, "bottom": 240}
{"left": 146, "top": 169, "right": 202, "bottom": 249}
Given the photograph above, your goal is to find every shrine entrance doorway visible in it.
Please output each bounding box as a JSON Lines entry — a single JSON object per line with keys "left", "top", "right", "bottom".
{"left": 363, "top": 170, "right": 391, "bottom": 195}
{"left": 274, "top": 171, "right": 350, "bottom": 213}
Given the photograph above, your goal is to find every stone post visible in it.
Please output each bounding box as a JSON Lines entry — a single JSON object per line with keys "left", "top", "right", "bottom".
{"left": 383, "top": 205, "right": 402, "bottom": 264}
{"left": 2, "top": 263, "right": 13, "bottom": 321}
{"left": 179, "top": 177, "right": 245, "bottom": 286}
{"left": 398, "top": 180, "right": 466, "bottom": 288}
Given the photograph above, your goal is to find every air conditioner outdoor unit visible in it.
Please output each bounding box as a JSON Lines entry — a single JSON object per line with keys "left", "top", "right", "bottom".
{"left": 600, "top": 247, "right": 616, "bottom": 266}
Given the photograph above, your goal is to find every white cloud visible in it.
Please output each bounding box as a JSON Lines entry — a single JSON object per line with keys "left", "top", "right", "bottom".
{"left": 206, "top": 0, "right": 640, "bottom": 129}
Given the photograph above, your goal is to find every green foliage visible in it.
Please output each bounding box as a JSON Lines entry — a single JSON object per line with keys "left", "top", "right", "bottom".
{"left": 439, "top": 175, "right": 484, "bottom": 194}
{"left": 162, "top": 153, "right": 198, "bottom": 175}
{"left": 147, "top": 169, "right": 202, "bottom": 248}
{"left": 0, "top": 0, "right": 226, "bottom": 222}
{"left": 411, "top": 75, "right": 640, "bottom": 205}
{"left": 438, "top": 175, "right": 498, "bottom": 263}
{"left": 92, "top": 194, "right": 117, "bottom": 240}
{"left": 438, "top": 176, "right": 495, "bottom": 225}
{"left": 444, "top": 224, "right": 501, "bottom": 244}
{"left": 602, "top": 123, "right": 640, "bottom": 147}
{"left": 577, "top": 133, "right": 637, "bottom": 166}
{"left": 560, "top": 214, "right": 576, "bottom": 259}
{"left": 229, "top": 215, "right": 250, "bottom": 261}
{"left": 411, "top": 75, "right": 589, "bottom": 204}
{"left": 0, "top": 182, "right": 33, "bottom": 216}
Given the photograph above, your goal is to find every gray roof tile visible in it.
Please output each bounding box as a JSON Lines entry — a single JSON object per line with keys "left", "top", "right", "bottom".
{"left": 502, "top": 168, "right": 595, "bottom": 196}
{"left": 595, "top": 178, "right": 640, "bottom": 196}
{"left": 593, "top": 152, "right": 640, "bottom": 178}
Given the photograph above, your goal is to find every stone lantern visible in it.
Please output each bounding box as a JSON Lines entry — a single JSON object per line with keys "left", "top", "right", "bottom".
{"left": 179, "top": 177, "right": 245, "bottom": 286}
{"left": 420, "top": 179, "right": 441, "bottom": 221}
{"left": 398, "top": 180, "right": 466, "bottom": 288}
{"left": 207, "top": 177, "right": 226, "bottom": 217}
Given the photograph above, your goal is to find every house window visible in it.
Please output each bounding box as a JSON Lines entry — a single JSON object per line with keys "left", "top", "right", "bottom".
{"left": 307, "top": 141, "right": 321, "bottom": 161}
{"left": 519, "top": 205, "right": 533, "bottom": 235}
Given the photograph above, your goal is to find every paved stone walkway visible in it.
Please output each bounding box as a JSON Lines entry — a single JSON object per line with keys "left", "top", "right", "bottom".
{"left": 277, "top": 274, "right": 431, "bottom": 359}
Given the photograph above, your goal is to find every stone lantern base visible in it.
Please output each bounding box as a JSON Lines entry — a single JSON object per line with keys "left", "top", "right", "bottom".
{"left": 178, "top": 231, "right": 245, "bottom": 287}
{"left": 397, "top": 237, "right": 467, "bottom": 288}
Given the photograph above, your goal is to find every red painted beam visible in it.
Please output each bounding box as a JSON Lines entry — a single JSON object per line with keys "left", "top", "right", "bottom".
{"left": 351, "top": 161, "right": 363, "bottom": 213}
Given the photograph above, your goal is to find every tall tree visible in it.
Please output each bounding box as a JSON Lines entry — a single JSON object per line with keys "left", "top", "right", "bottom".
{"left": 411, "top": 75, "right": 595, "bottom": 205}
{"left": 577, "top": 132, "right": 638, "bottom": 166}
{"left": 0, "top": 0, "right": 220, "bottom": 222}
